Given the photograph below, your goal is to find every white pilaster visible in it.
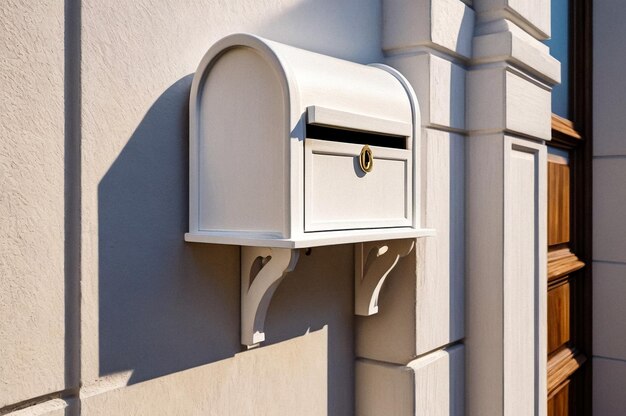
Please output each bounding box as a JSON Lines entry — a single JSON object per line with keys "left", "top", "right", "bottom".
{"left": 465, "top": 1, "right": 558, "bottom": 414}
{"left": 466, "top": 134, "right": 548, "bottom": 416}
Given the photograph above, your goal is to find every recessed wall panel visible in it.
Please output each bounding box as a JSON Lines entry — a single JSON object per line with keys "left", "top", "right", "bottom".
{"left": 503, "top": 140, "right": 546, "bottom": 416}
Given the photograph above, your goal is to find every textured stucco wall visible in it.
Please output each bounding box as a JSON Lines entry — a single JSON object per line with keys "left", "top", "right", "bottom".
{"left": 0, "top": 1, "right": 66, "bottom": 408}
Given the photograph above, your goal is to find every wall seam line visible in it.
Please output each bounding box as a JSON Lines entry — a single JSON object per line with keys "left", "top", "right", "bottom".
{"left": 64, "top": 1, "right": 82, "bottom": 415}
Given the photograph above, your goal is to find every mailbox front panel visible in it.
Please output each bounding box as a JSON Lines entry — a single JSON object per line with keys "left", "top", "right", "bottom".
{"left": 304, "top": 139, "right": 412, "bottom": 232}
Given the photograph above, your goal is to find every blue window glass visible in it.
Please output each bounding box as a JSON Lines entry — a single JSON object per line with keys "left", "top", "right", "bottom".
{"left": 546, "top": 0, "right": 570, "bottom": 118}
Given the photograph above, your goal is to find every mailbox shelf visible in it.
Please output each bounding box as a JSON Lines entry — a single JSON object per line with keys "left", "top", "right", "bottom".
{"left": 185, "top": 227, "right": 435, "bottom": 249}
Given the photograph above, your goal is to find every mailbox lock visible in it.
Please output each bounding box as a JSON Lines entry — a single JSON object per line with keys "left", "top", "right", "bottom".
{"left": 359, "top": 145, "right": 374, "bottom": 173}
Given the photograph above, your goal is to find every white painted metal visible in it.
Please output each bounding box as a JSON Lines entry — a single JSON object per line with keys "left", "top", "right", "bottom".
{"left": 306, "top": 106, "right": 412, "bottom": 137}
{"left": 304, "top": 139, "right": 412, "bottom": 232}
{"left": 240, "top": 246, "right": 300, "bottom": 346}
{"left": 354, "top": 239, "right": 415, "bottom": 316}
{"left": 186, "top": 33, "right": 428, "bottom": 247}
{"left": 185, "top": 227, "right": 432, "bottom": 249}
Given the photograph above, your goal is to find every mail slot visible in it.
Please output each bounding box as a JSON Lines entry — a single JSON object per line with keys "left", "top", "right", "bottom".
{"left": 185, "top": 33, "right": 428, "bottom": 248}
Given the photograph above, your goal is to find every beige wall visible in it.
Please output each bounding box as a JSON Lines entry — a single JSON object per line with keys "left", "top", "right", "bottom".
{"left": 593, "top": 2, "right": 626, "bottom": 414}
{"left": 0, "top": 1, "right": 66, "bottom": 408}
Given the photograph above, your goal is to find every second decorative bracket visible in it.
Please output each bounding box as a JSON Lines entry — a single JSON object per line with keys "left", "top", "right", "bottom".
{"left": 354, "top": 239, "right": 415, "bottom": 316}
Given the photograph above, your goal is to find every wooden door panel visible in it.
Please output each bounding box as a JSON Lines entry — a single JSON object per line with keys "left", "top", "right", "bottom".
{"left": 548, "top": 160, "right": 570, "bottom": 246}
{"left": 548, "top": 281, "right": 571, "bottom": 355}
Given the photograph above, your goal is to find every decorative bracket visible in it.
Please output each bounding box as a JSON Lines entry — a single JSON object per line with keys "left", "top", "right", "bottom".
{"left": 355, "top": 239, "right": 415, "bottom": 316}
{"left": 241, "top": 246, "right": 300, "bottom": 347}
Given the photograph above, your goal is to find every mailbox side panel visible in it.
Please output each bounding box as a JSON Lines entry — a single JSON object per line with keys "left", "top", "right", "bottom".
{"left": 193, "top": 47, "right": 289, "bottom": 238}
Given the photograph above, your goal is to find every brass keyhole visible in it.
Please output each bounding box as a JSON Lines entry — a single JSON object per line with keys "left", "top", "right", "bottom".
{"left": 359, "top": 145, "right": 373, "bottom": 173}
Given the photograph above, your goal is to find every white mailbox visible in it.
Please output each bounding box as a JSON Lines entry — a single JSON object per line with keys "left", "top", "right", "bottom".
{"left": 185, "top": 34, "right": 433, "bottom": 346}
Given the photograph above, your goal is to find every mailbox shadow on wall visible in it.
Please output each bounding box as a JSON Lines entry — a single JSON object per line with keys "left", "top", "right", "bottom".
{"left": 98, "top": 74, "right": 241, "bottom": 383}
{"left": 97, "top": 76, "right": 355, "bottom": 412}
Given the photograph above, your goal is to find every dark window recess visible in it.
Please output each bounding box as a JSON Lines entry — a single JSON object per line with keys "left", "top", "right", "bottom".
{"left": 305, "top": 124, "right": 407, "bottom": 149}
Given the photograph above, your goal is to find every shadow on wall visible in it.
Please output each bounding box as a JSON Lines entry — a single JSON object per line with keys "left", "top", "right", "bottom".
{"left": 97, "top": 75, "right": 242, "bottom": 383}
{"left": 97, "top": 75, "right": 355, "bottom": 415}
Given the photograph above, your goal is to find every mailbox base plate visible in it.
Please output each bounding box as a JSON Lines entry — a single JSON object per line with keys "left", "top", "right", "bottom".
{"left": 185, "top": 227, "right": 435, "bottom": 249}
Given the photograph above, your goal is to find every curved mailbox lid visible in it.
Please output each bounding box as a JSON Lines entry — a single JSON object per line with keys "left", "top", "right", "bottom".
{"left": 190, "top": 33, "right": 415, "bottom": 140}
